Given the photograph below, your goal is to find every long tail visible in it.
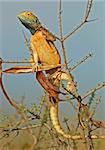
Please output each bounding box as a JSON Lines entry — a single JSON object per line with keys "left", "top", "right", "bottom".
{"left": 53, "top": 71, "right": 80, "bottom": 98}
{"left": 49, "top": 71, "right": 83, "bottom": 139}
{"left": 50, "top": 103, "right": 82, "bottom": 139}
{"left": 36, "top": 70, "right": 82, "bottom": 139}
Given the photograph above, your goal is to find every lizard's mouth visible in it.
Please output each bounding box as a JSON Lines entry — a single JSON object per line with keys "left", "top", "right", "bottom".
{"left": 17, "top": 15, "right": 30, "bottom": 26}
{"left": 17, "top": 15, "right": 35, "bottom": 31}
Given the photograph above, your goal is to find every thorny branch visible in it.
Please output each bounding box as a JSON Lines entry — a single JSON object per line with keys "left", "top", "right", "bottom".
{"left": 57, "top": 1, "right": 105, "bottom": 150}
{"left": 63, "top": 0, "right": 93, "bottom": 41}
{"left": 58, "top": 0, "right": 68, "bottom": 68}
{"left": 82, "top": 82, "right": 105, "bottom": 100}
{"left": 0, "top": 59, "right": 37, "bottom": 150}
{"left": 0, "top": 110, "right": 105, "bottom": 140}
{"left": 69, "top": 52, "right": 93, "bottom": 72}
{"left": 2, "top": 63, "right": 64, "bottom": 74}
{"left": 0, "top": 0, "right": 105, "bottom": 149}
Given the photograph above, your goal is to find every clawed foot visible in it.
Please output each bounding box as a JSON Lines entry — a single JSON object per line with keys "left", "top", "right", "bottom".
{"left": 32, "top": 64, "right": 39, "bottom": 73}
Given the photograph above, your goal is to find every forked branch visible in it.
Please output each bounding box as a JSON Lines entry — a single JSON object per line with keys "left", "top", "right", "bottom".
{"left": 63, "top": 0, "right": 93, "bottom": 41}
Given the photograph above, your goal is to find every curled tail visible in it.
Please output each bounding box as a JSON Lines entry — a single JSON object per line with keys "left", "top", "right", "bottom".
{"left": 50, "top": 71, "right": 82, "bottom": 139}
{"left": 50, "top": 103, "right": 82, "bottom": 140}
{"left": 36, "top": 71, "right": 82, "bottom": 139}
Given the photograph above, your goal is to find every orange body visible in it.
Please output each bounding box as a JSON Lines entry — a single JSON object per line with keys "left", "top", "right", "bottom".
{"left": 17, "top": 11, "right": 81, "bottom": 138}
{"left": 30, "top": 27, "right": 61, "bottom": 74}
{"left": 30, "top": 27, "right": 61, "bottom": 102}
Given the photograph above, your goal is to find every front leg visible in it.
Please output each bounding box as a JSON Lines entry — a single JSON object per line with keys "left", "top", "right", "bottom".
{"left": 32, "top": 51, "right": 39, "bottom": 72}
{"left": 30, "top": 44, "right": 39, "bottom": 73}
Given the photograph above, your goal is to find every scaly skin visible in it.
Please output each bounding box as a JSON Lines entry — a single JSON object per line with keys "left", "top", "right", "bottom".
{"left": 17, "top": 11, "right": 80, "bottom": 139}
{"left": 17, "top": 11, "right": 60, "bottom": 102}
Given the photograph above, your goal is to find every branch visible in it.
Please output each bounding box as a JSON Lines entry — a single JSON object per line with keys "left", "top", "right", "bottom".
{"left": 2, "top": 124, "right": 40, "bottom": 133}
{"left": 63, "top": 0, "right": 93, "bottom": 41}
{"left": 58, "top": 0, "right": 63, "bottom": 39}
{"left": 0, "top": 59, "right": 23, "bottom": 110}
{"left": 1, "top": 110, "right": 105, "bottom": 141}
{"left": 58, "top": 0, "right": 79, "bottom": 98}
{"left": 22, "top": 29, "right": 30, "bottom": 48}
{"left": 82, "top": 82, "right": 105, "bottom": 100}
{"left": 58, "top": 0, "right": 68, "bottom": 69}
{"left": 2, "top": 60, "right": 35, "bottom": 64}
{"left": 84, "top": 0, "right": 93, "bottom": 21}
{"left": 3, "top": 64, "right": 64, "bottom": 74}
{"left": 0, "top": 59, "right": 37, "bottom": 148}
{"left": 69, "top": 52, "right": 93, "bottom": 71}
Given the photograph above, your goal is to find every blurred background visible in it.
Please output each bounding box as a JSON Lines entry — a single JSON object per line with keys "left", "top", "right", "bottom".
{"left": 0, "top": 0, "right": 105, "bottom": 120}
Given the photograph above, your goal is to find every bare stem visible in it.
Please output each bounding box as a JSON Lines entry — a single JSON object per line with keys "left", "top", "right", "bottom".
{"left": 0, "top": 59, "right": 37, "bottom": 149}
{"left": 82, "top": 82, "right": 105, "bottom": 100}
{"left": 58, "top": 0, "right": 63, "bottom": 39}
{"left": 58, "top": 0, "right": 68, "bottom": 68}
{"left": 63, "top": 0, "right": 93, "bottom": 41}
{"left": 2, "top": 60, "right": 35, "bottom": 64}
{"left": 3, "top": 64, "right": 64, "bottom": 74}
{"left": 69, "top": 52, "right": 93, "bottom": 71}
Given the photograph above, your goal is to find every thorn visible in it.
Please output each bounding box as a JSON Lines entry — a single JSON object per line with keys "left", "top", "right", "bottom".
{"left": 87, "top": 18, "right": 98, "bottom": 23}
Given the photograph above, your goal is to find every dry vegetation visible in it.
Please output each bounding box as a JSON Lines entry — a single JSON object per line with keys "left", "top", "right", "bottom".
{"left": 0, "top": 0, "right": 105, "bottom": 150}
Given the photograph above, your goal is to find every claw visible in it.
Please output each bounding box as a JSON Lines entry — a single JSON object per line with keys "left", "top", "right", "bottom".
{"left": 32, "top": 64, "right": 39, "bottom": 73}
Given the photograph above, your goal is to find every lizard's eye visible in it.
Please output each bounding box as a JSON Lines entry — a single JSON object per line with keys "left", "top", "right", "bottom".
{"left": 27, "top": 12, "right": 32, "bottom": 16}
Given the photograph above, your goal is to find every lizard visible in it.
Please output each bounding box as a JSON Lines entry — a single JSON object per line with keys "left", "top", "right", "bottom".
{"left": 17, "top": 11, "right": 81, "bottom": 139}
